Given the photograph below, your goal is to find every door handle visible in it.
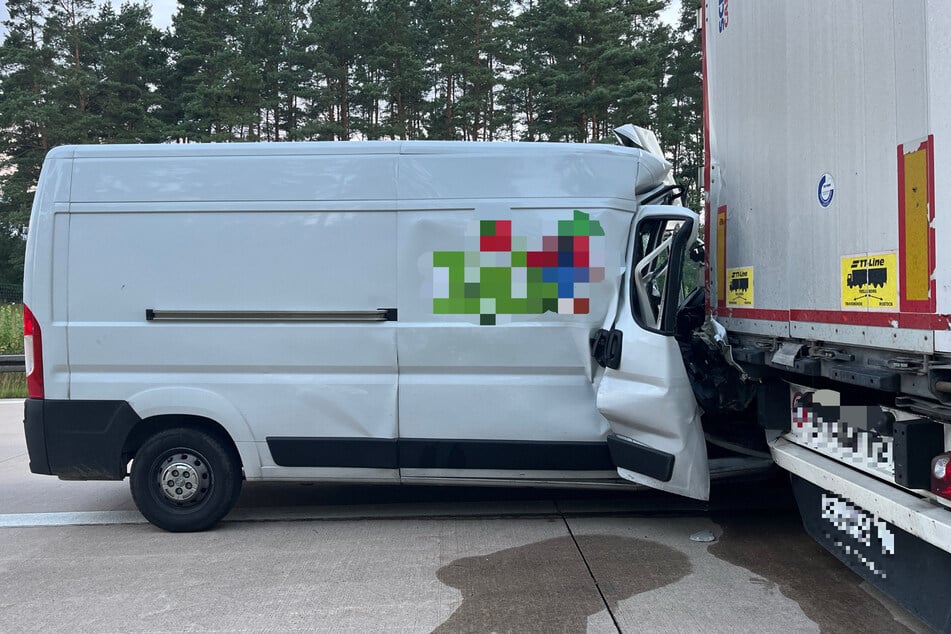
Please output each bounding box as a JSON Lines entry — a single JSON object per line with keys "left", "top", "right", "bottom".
{"left": 591, "top": 328, "right": 623, "bottom": 370}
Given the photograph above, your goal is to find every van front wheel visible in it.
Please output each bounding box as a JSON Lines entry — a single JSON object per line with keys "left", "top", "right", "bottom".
{"left": 130, "top": 427, "right": 242, "bottom": 532}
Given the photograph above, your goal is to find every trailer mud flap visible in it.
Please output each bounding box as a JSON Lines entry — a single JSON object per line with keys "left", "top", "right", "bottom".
{"left": 791, "top": 475, "right": 951, "bottom": 632}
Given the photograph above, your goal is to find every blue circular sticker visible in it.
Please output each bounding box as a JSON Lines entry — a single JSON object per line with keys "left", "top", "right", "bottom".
{"left": 818, "top": 173, "right": 835, "bottom": 208}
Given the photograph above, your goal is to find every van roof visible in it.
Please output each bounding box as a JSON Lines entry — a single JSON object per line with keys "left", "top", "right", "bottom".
{"left": 53, "top": 140, "right": 643, "bottom": 160}
{"left": 51, "top": 140, "right": 667, "bottom": 205}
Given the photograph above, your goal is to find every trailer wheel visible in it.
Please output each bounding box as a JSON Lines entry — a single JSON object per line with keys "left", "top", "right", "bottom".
{"left": 130, "top": 427, "right": 242, "bottom": 532}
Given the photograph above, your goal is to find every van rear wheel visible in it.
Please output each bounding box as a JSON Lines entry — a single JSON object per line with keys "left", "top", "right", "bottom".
{"left": 130, "top": 427, "right": 242, "bottom": 532}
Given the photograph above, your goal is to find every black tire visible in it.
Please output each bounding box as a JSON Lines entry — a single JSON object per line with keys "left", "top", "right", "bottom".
{"left": 130, "top": 427, "right": 242, "bottom": 532}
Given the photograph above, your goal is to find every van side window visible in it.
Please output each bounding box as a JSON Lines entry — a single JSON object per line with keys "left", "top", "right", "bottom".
{"left": 631, "top": 218, "right": 695, "bottom": 334}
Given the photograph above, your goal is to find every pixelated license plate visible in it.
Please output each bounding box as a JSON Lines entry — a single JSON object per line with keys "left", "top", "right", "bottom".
{"left": 789, "top": 387, "right": 895, "bottom": 482}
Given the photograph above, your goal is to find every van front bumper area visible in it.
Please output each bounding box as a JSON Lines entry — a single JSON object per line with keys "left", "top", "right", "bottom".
{"left": 23, "top": 398, "right": 142, "bottom": 480}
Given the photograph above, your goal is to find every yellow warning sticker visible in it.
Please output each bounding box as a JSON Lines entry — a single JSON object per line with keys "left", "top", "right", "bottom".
{"left": 840, "top": 253, "right": 897, "bottom": 310}
{"left": 726, "top": 267, "right": 754, "bottom": 307}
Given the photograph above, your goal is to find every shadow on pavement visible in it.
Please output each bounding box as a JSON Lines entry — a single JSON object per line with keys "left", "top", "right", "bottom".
{"left": 433, "top": 534, "right": 690, "bottom": 633}
{"left": 710, "top": 512, "right": 914, "bottom": 634}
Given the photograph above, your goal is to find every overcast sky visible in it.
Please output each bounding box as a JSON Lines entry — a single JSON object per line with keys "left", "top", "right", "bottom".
{"left": 1, "top": 0, "right": 681, "bottom": 45}
{"left": 0, "top": 1, "right": 175, "bottom": 34}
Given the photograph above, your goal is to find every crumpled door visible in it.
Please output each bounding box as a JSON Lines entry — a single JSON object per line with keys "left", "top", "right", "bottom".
{"left": 593, "top": 205, "right": 709, "bottom": 500}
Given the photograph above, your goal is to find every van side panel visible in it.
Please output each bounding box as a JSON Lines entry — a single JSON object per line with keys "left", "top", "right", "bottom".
{"left": 64, "top": 151, "right": 400, "bottom": 479}
{"left": 33, "top": 143, "right": 660, "bottom": 485}
{"left": 394, "top": 147, "right": 643, "bottom": 478}
{"left": 396, "top": 199, "right": 634, "bottom": 476}
{"left": 66, "top": 208, "right": 398, "bottom": 476}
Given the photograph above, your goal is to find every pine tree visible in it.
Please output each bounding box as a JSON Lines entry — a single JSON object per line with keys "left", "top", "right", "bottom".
{"left": 242, "top": 0, "right": 307, "bottom": 140}
{"left": 425, "top": 0, "right": 513, "bottom": 141}
{"left": 349, "top": 0, "right": 386, "bottom": 139}
{"left": 367, "top": 0, "right": 429, "bottom": 139}
{"left": 501, "top": 0, "right": 547, "bottom": 139}
{"left": 299, "top": 0, "right": 371, "bottom": 140}
{"left": 505, "top": 0, "right": 666, "bottom": 142}
{"left": 656, "top": 0, "right": 701, "bottom": 209}
{"left": 83, "top": 3, "right": 166, "bottom": 143}
{"left": 165, "top": 0, "right": 245, "bottom": 140}
{"left": 0, "top": 0, "right": 55, "bottom": 281}
{"left": 42, "top": 0, "right": 98, "bottom": 143}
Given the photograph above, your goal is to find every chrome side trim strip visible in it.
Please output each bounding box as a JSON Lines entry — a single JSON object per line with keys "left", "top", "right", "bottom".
{"left": 145, "top": 308, "right": 397, "bottom": 322}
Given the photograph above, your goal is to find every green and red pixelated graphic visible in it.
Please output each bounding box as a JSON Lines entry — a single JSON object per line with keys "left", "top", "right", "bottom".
{"left": 433, "top": 210, "right": 606, "bottom": 325}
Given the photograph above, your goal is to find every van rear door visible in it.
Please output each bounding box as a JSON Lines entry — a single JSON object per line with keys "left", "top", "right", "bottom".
{"left": 593, "top": 205, "right": 709, "bottom": 500}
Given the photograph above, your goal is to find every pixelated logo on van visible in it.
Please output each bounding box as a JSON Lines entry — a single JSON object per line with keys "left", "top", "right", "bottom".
{"left": 717, "top": 0, "right": 729, "bottom": 32}
{"left": 432, "top": 211, "right": 606, "bottom": 325}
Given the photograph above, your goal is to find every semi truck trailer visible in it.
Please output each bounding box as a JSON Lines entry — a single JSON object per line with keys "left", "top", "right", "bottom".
{"left": 703, "top": 1, "right": 951, "bottom": 628}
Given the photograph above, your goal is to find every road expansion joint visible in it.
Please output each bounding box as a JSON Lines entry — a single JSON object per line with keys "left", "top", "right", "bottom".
{"left": 557, "top": 500, "right": 622, "bottom": 633}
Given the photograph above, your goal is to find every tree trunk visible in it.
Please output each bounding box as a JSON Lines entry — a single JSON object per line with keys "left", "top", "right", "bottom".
{"left": 341, "top": 65, "right": 349, "bottom": 139}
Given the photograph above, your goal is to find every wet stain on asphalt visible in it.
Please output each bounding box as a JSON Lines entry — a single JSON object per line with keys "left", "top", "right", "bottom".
{"left": 708, "top": 513, "right": 914, "bottom": 634}
{"left": 433, "top": 534, "right": 690, "bottom": 633}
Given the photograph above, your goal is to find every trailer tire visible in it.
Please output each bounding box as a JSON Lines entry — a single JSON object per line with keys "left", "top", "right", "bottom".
{"left": 130, "top": 427, "right": 242, "bottom": 532}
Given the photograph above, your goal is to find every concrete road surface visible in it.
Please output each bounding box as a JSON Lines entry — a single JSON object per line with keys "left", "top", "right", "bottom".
{"left": 0, "top": 400, "right": 931, "bottom": 633}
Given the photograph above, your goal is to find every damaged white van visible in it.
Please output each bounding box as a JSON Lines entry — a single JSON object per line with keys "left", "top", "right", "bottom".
{"left": 23, "top": 127, "right": 734, "bottom": 531}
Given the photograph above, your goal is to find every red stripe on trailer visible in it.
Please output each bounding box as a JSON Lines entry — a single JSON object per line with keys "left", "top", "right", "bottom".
{"left": 720, "top": 308, "right": 951, "bottom": 331}
{"left": 702, "top": 0, "right": 712, "bottom": 315}
{"left": 790, "top": 310, "right": 950, "bottom": 331}
{"left": 704, "top": 200, "right": 712, "bottom": 313}
{"left": 723, "top": 308, "right": 790, "bottom": 321}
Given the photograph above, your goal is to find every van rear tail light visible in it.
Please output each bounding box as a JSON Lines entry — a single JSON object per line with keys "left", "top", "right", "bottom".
{"left": 933, "top": 453, "right": 951, "bottom": 501}
{"left": 23, "top": 304, "right": 44, "bottom": 399}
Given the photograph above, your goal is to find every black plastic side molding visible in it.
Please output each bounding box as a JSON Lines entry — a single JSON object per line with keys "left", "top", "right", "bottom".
{"left": 267, "top": 437, "right": 399, "bottom": 469}
{"left": 266, "top": 437, "right": 615, "bottom": 471}
{"left": 606, "top": 433, "right": 675, "bottom": 482}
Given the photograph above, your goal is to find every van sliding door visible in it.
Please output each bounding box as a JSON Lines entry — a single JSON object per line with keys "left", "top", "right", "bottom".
{"left": 65, "top": 149, "right": 401, "bottom": 481}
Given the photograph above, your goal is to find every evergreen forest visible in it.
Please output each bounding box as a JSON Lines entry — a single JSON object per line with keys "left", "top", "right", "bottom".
{"left": 0, "top": 0, "right": 701, "bottom": 285}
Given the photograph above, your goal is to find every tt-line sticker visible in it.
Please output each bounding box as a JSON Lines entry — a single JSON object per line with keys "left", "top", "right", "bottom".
{"left": 432, "top": 210, "right": 606, "bottom": 325}
{"left": 726, "top": 267, "right": 753, "bottom": 307}
{"left": 840, "top": 253, "right": 897, "bottom": 310}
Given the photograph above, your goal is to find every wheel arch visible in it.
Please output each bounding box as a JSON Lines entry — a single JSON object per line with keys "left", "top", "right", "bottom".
{"left": 124, "top": 387, "right": 262, "bottom": 478}
{"left": 123, "top": 414, "right": 241, "bottom": 471}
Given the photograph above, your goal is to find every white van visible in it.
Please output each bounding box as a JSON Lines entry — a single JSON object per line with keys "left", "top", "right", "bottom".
{"left": 23, "top": 128, "right": 715, "bottom": 531}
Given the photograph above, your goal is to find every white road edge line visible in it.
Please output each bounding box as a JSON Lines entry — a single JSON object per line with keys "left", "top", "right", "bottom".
{"left": 0, "top": 502, "right": 562, "bottom": 528}
{"left": 0, "top": 511, "right": 147, "bottom": 527}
